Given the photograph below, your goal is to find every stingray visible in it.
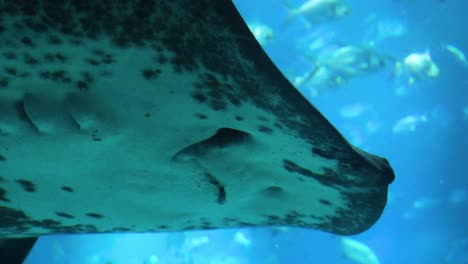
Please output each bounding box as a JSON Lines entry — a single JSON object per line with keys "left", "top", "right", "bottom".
{"left": 0, "top": 0, "right": 395, "bottom": 262}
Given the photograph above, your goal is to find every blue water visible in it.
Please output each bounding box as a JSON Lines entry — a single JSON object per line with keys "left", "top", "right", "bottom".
{"left": 25, "top": 1, "right": 467, "bottom": 263}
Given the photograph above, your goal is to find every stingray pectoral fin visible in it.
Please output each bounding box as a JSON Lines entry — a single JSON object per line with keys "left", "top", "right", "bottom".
{"left": 0, "top": 0, "right": 394, "bottom": 237}
{"left": 0, "top": 237, "right": 37, "bottom": 264}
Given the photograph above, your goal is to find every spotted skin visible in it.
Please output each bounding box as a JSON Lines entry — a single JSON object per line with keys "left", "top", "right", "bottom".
{"left": 0, "top": 0, "right": 394, "bottom": 240}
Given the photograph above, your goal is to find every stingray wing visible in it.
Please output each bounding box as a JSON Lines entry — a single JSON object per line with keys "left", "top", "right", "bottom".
{"left": 0, "top": 0, "right": 394, "bottom": 248}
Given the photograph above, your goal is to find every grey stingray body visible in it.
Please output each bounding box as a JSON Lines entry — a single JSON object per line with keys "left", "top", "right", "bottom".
{"left": 0, "top": 0, "right": 394, "bottom": 238}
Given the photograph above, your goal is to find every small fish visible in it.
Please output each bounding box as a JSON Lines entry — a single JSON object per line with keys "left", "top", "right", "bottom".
{"left": 444, "top": 44, "right": 468, "bottom": 66}
{"left": 397, "top": 50, "right": 439, "bottom": 85}
{"left": 299, "top": 45, "right": 388, "bottom": 94}
{"left": 248, "top": 23, "right": 275, "bottom": 46}
{"left": 341, "top": 238, "right": 380, "bottom": 264}
{"left": 392, "top": 114, "right": 428, "bottom": 134}
{"left": 339, "top": 103, "right": 370, "bottom": 119}
{"left": 233, "top": 231, "right": 252, "bottom": 247}
{"left": 283, "top": 0, "right": 351, "bottom": 27}
{"left": 404, "top": 50, "right": 439, "bottom": 76}
{"left": 412, "top": 196, "right": 441, "bottom": 209}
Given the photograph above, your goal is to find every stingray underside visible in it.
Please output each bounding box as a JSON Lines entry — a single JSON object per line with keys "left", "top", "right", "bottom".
{"left": 0, "top": 1, "right": 395, "bottom": 252}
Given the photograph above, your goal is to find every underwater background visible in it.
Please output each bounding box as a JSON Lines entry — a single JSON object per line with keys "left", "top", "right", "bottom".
{"left": 24, "top": 0, "right": 467, "bottom": 263}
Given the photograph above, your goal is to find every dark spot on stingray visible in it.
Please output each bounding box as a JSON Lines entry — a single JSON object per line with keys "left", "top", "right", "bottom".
{"left": 0, "top": 155, "right": 6, "bottom": 161}
{"left": 284, "top": 159, "right": 353, "bottom": 187}
{"left": 48, "top": 35, "right": 63, "bottom": 45}
{"left": 152, "top": 44, "right": 164, "bottom": 52}
{"left": 194, "top": 113, "right": 207, "bottom": 119}
{"left": 258, "top": 125, "right": 273, "bottom": 134}
{"left": 51, "top": 70, "right": 69, "bottom": 82}
{"left": 154, "top": 54, "right": 168, "bottom": 64}
{"left": 238, "top": 222, "right": 254, "bottom": 226}
{"left": 170, "top": 55, "right": 196, "bottom": 72}
{"left": 191, "top": 92, "right": 207, "bottom": 103}
{"left": 192, "top": 82, "right": 203, "bottom": 89}
{"left": 207, "top": 89, "right": 222, "bottom": 100}
{"left": 92, "top": 49, "right": 106, "bottom": 56}
{"left": 112, "top": 227, "right": 131, "bottom": 232}
{"left": 183, "top": 225, "right": 196, "bottom": 230}
{"left": 40, "top": 71, "right": 51, "bottom": 79}
{"left": 0, "top": 77, "right": 9, "bottom": 88}
{"left": 223, "top": 83, "right": 234, "bottom": 90}
{"left": 209, "top": 99, "right": 227, "bottom": 111}
{"left": 44, "top": 53, "right": 56, "bottom": 62}
{"left": 92, "top": 137, "right": 102, "bottom": 142}
{"left": 61, "top": 186, "right": 74, "bottom": 192}
{"left": 82, "top": 224, "right": 98, "bottom": 233}
{"left": 3, "top": 52, "right": 17, "bottom": 60}
{"left": 81, "top": 72, "right": 94, "bottom": 83}
{"left": 86, "top": 213, "right": 103, "bottom": 219}
{"left": 39, "top": 219, "right": 61, "bottom": 227}
{"left": 21, "top": 36, "right": 34, "bottom": 47}
{"left": 283, "top": 159, "right": 317, "bottom": 178}
{"left": 145, "top": 113, "right": 151, "bottom": 118}
{"left": 235, "top": 116, "right": 243, "bottom": 121}
{"left": 200, "top": 220, "right": 211, "bottom": 227}
{"left": 257, "top": 116, "right": 269, "bottom": 122}
{"left": 319, "top": 199, "right": 332, "bottom": 206}
{"left": 296, "top": 177, "right": 304, "bottom": 182}
{"left": 19, "top": 72, "right": 31, "bottom": 78}
{"left": 0, "top": 206, "right": 29, "bottom": 227}
{"left": 55, "top": 54, "right": 66, "bottom": 63}
{"left": 85, "top": 57, "right": 101, "bottom": 66}
{"left": 27, "top": 20, "right": 47, "bottom": 33}
{"left": 158, "top": 225, "right": 168, "bottom": 229}
{"left": 274, "top": 122, "right": 283, "bottom": 129}
{"left": 264, "top": 214, "right": 281, "bottom": 221}
{"left": 141, "top": 69, "right": 162, "bottom": 80}
{"left": 55, "top": 212, "right": 74, "bottom": 219}
{"left": 102, "top": 55, "right": 116, "bottom": 64}
{"left": 76, "top": 81, "right": 89, "bottom": 91}
{"left": 15, "top": 179, "right": 36, "bottom": 192}
{"left": 312, "top": 147, "right": 336, "bottom": 160}
{"left": 200, "top": 73, "right": 219, "bottom": 87}
{"left": 4, "top": 67, "right": 17, "bottom": 76}
{"left": 0, "top": 187, "right": 10, "bottom": 202}
{"left": 23, "top": 53, "right": 39, "bottom": 66}
{"left": 226, "top": 93, "right": 241, "bottom": 106}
